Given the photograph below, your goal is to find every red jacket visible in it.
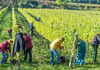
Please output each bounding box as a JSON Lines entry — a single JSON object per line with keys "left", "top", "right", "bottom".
{"left": 8, "top": 29, "right": 12, "bottom": 32}
{"left": 18, "top": 25, "right": 23, "bottom": 29}
{"left": 25, "top": 35, "right": 33, "bottom": 48}
{"left": 0, "top": 41, "right": 11, "bottom": 53}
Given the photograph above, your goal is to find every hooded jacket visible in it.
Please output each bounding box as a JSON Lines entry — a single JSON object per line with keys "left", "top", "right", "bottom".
{"left": 12, "top": 32, "right": 25, "bottom": 57}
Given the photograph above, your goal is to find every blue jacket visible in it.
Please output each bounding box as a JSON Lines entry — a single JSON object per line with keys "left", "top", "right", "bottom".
{"left": 30, "top": 23, "right": 33, "bottom": 29}
{"left": 37, "top": 17, "right": 40, "bottom": 21}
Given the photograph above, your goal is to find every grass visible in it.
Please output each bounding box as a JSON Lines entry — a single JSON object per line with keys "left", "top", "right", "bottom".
{"left": 0, "top": 9, "right": 100, "bottom": 70}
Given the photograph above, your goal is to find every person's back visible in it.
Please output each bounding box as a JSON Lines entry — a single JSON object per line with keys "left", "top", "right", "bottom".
{"left": 92, "top": 34, "right": 100, "bottom": 62}
{"left": 50, "top": 37, "right": 64, "bottom": 65}
{"left": 30, "top": 22, "right": 34, "bottom": 36}
{"left": 24, "top": 33, "right": 33, "bottom": 62}
{"left": 37, "top": 17, "right": 40, "bottom": 21}
{"left": 0, "top": 41, "right": 10, "bottom": 53}
{"left": 15, "top": 32, "right": 25, "bottom": 50}
{"left": 25, "top": 35, "right": 33, "bottom": 48}
{"left": 92, "top": 34, "right": 100, "bottom": 46}
{"left": 8, "top": 29, "right": 12, "bottom": 32}
{"left": 12, "top": 32, "right": 25, "bottom": 57}
{"left": 30, "top": 22, "right": 33, "bottom": 29}
{"left": 76, "top": 38, "right": 84, "bottom": 46}
{"left": 0, "top": 39, "right": 13, "bottom": 64}
{"left": 50, "top": 39, "right": 61, "bottom": 50}
{"left": 18, "top": 25, "right": 22, "bottom": 29}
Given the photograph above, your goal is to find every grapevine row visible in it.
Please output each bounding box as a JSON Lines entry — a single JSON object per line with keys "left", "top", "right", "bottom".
{"left": 24, "top": 9, "right": 100, "bottom": 42}
{"left": 0, "top": 7, "right": 8, "bottom": 21}
{"left": 18, "top": 8, "right": 71, "bottom": 55}
{"left": 19, "top": 8, "right": 100, "bottom": 55}
{"left": 12, "top": 7, "right": 20, "bottom": 41}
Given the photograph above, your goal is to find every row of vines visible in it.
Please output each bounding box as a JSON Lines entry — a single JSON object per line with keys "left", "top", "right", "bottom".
{"left": 12, "top": 7, "right": 22, "bottom": 42}
{"left": 0, "top": 7, "right": 8, "bottom": 38}
{"left": 0, "top": 7, "right": 8, "bottom": 21}
{"left": 18, "top": 8, "right": 100, "bottom": 55}
{"left": 12, "top": 7, "right": 18, "bottom": 41}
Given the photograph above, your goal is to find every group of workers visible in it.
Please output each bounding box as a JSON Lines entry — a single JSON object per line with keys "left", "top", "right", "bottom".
{"left": 0, "top": 17, "right": 99, "bottom": 67}
{"left": 0, "top": 32, "right": 33, "bottom": 64}
{"left": 7, "top": 22, "right": 34, "bottom": 39}
{"left": 0, "top": 17, "right": 41, "bottom": 65}
{"left": 50, "top": 31, "right": 100, "bottom": 66}
{"left": 0, "top": 22, "right": 34, "bottom": 64}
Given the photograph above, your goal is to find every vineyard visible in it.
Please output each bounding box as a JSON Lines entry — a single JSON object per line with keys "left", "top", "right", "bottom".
{"left": 0, "top": 7, "right": 100, "bottom": 70}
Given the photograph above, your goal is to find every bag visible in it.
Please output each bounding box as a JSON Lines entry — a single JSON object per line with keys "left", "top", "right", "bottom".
{"left": 60, "top": 56, "right": 66, "bottom": 63}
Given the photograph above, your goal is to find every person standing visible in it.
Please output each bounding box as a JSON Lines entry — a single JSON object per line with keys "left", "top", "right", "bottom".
{"left": 50, "top": 37, "right": 65, "bottom": 65}
{"left": 30, "top": 22, "right": 34, "bottom": 36}
{"left": 0, "top": 39, "right": 13, "bottom": 64}
{"left": 12, "top": 32, "right": 25, "bottom": 70}
{"left": 12, "top": 32, "right": 25, "bottom": 57}
{"left": 24, "top": 33, "right": 33, "bottom": 62}
{"left": 75, "top": 34, "right": 86, "bottom": 66}
{"left": 8, "top": 29, "right": 12, "bottom": 38}
{"left": 92, "top": 34, "right": 100, "bottom": 63}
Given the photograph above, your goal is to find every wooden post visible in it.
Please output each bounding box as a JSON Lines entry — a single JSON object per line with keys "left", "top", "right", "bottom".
{"left": 69, "top": 55, "right": 72, "bottom": 67}
{"left": 48, "top": 40, "right": 49, "bottom": 49}
{"left": 45, "top": 39, "right": 46, "bottom": 47}
{"left": 69, "top": 44, "right": 75, "bottom": 68}
{"left": 69, "top": 55, "right": 75, "bottom": 69}
{"left": 73, "top": 56, "right": 75, "bottom": 69}
{"left": 16, "top": 52, "right": 21, "bottom": 70}
{"left": 65, "top": 52, "right": 67, "bottom": 64}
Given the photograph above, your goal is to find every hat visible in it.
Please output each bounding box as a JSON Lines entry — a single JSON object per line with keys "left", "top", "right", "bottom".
{"left": 8, "top": 39, "right": 13, "bottom": 44}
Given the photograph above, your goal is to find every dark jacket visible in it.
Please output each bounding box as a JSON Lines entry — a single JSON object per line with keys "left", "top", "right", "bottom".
{"left": 25, "top": 35, "right": 33, "bottom": 48}
{"left": 92, "top": 34, "right": 100, "bottom": 47}
{"left": 12, "top": 32, "right": 25, "bottom": 57}
{"left": 0, "top": 27, "right": 1, "bottom": 31}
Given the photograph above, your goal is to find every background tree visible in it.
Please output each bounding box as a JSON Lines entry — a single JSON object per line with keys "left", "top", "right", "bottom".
{"left": 73, "top": 0, "right": 75, "bottom": 3}
{"left": 64, "top": 0, "right": 67, "bottom": 5}
{"left": 89, "top": 0, "right": 91, "bottom": 4}
{"left": 97, "top": 0, "right": 100, "bottom": 4}
{"left": 78, "top": 0, "right": 80, "bottom": 3}
{"left": 56, "top": 0, "right": 61, "bottom": 5}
